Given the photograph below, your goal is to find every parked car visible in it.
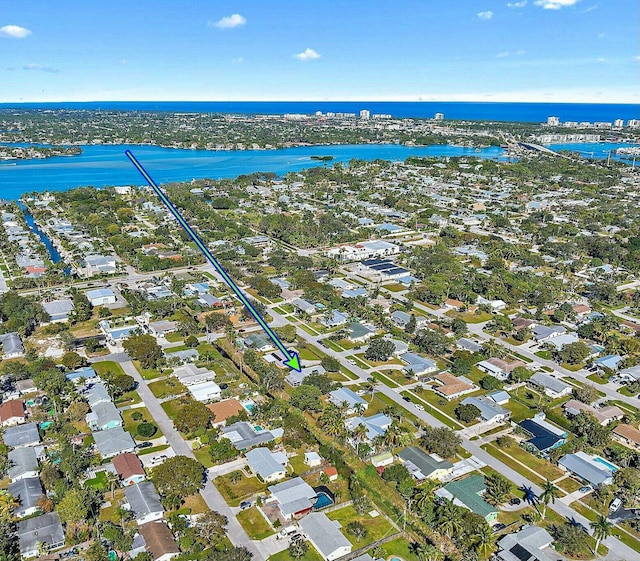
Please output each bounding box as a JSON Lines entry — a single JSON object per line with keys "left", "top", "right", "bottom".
{"left": 610, "top": 497, "right": 623, "bottom": 512}
{"left": 579, "top": 486, "right": 591, "bottom": 493}
{"left": 414, "top": 404, "right": 424, "bottom": 411}
{"left": 137, "top": 441, "right": 153, "bottom": 449}
{"left": 239, "top": 500, "right": 252, "bottom": 510}
{"left": 509, "top": 497, "right": 521, "bottom": 505}
{"left": 493, "top": 523, "right": 506, "bottom": 531}
{"left": 402, "top": 396, "right": 411, "bottom": 402}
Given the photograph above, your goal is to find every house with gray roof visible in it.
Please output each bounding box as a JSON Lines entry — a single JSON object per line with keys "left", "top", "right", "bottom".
{"left": 346, "top": 322, "right": 375, "bottom": 342}
{"left": 292, "top": 298, "right": 317, "bottom": 315}
{"left": 245, "top": 447, "right": 287, "bottom": 483}
{"left": 299, "top": 512, "right": 352, "bottom": 561}
{"left": 0, "top": 332, "right": 25, "bottom": 358}
{"left": 461, "top": 396, "right": 510, "bottom": 424}
{"left": 66, "top": 365, "right": 97, "bottom": 383}
{"left": 244, "top": 332, "right": 275, "bottom": 352}
{"left": 558, "top": 451, "right": 617, "bottom": 486}
{"left": 164, "top": 348, "right": 199, "bottom": 363}
{"left": 399, "top": 446, "right": 453, "bottom": 481}
{"left": 342, "top": 287, "right": 368, "bottom": 299}
{"left": 86, "top": 401, "right": 123, "bottom": 431}
{"left": 329, "top": 387, "right": 368, "bottom": 413}
{"left": 93, "top": 427, "right": 136, "bottom": 459}
{"left": 3, "top": 422, "right": 40, "bottom": 448}
{"left": 531, "top": 324, "right": 566, "bottom": 342}
{"left": 8, "top": 447, "right": 39, "bottom": 482}
{"left": 86, "top": 287, "right": 116, "bottom": 306}
{"left": 84, "top": 382, "right": 112, "bottom": 408}
{"left": 9, "top": 477, "right": 44, "bottom": 518}
{"left": 400, "top": 352, "right": 438, "bottom": 377}
{"left": 285, "top": 364, "right": 326, "bottom": 387}
{"left": 267, "top": 477, "right": 317, "bottom": 520}
{"left": 321, "top": 310, "right": 349, "bottom": 327}
{"left": 529, "top": 372, "right": 572, "bottom": 398}
{"left": 456, "top": 338, "right": 483, "bottom": 353}
{"left": 497, "top": 525, "right": 554, "bottom": 561}
{"left": 221, "top": 422, "right": 277, "bottom": 450}
{"left": 17, "top": 512, "right": 65, "bottom": 558}
{"left": 42, "top": 299, "right": 74, "bottom": 323}
{"left": 125, "top": 482, "right": 165, "bottom": 525}
{"left": 345, "top": 413, "right": 392, "bottom": 442}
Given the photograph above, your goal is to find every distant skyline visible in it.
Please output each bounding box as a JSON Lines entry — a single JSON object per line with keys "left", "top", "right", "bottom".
{"left": 1, "top": 0, "right": 639, "bottom": 103}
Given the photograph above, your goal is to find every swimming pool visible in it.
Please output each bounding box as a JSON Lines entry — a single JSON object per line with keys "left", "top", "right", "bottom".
{"left": 313, "top": 492, "right": 334, "bottom": 510}
{"left": 594, "top": 456, "right": 618, "bottom": 472}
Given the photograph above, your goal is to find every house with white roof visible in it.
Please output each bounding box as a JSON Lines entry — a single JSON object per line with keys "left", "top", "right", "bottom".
{"left": 529, "top": 372, "right": 572, "bottom": 398}
{"left": 400, "top": 352, "right": 438, "bottom": 377}
{"left": 299, "top": 512, "right": 352, "bottom": 561}
{"left": 267, "top": 477, "right": 317, "bottom": 521}
{"left": 345, "top": 413, "right": 392, "bottom": 443}
{"left": 187, "top": 380, "right": 221, "bottom": 402}
{"left": 461, "top": 396, "right": 510, "bottom": 424}
{"left": 86, "top": 287, "right": 116, "bottom": 306}
{"left": 245, "top": 447, "right": 288, "bottom": 483}
{"left": 329, "top": 387, "right": 368, "bottom": 414}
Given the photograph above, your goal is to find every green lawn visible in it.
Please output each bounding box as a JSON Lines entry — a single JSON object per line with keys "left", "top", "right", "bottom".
{"left": 494, "top": 438, "right": 564, "bottom": 480}
{"left": 115, "top": 390, "right": 142, "bottom": 406}
{"left": 587, "top": 373, "right": 609, "bottom": 385}
{"left": 93, "top": 361, "right": 125, "bottom": 377}
{"left": 137, "top": 444, "right": 170, "bottom": 456}
{"left": 374, "top": 537, "right": 421, "bottom": 561}
{"left": 133, "top": 361, "right": 165, "bottom": 380}
{"left": 483, "top": 443, "right": 545, "bottom": 486}
{"left": 369, "top": 370, "right": 400, "bottom": 388}
{"left": 237, "top": 507, "right": 274, "bottom": 540}
{"left": 268, "top": 544, "right": 323, "bottom": 561}
{"left": 193, "top": 446, "right": 214, "bottom": 468}
{"left": 401, "top": 390, "right": 463, "bottom": 429}
{"left": 326, "top": 504, "right": 397, "bottom": 548}
{"left": 161, "top": 398, "right": 183, "bottom": 419}
{"left": 85, "top": 471, "right": 108, "bottom": 491}
{"left": 121, "top": 407, "right": 163, "bottom": 441}
{"left": 214, "top": 472, "right": 267, "bottom": 506}
{"left": 148, "top": 377, "right": 187, "bottom": 399}
{"left": 556, "top": 477, "right": 583, "bottom": 493}
{"left": 504, "top": 398, "right": 535, "bottom": 423}
{"left": 535, "top": 350, "right": 552, "bottom": 359}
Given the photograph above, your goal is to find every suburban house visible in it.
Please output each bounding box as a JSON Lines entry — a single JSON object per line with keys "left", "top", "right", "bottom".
{"left": 461, "top": 396, "right": 510, "bottom": 424}
{"left": 16, "top": 513, "right": 65, "bottom": 558}
{"left": 86, "top": 287, "right": 117, "bottom": 306}
{"left": 286, "top": 365, "right": 326, "bottom": 388}
{"left": 84, "top": 382, "right": 112, "bottom": 407}
{"left": 519, "top": 413, "right": 568, "bottom": 454}
{"left": 138, "top": 522, "right": 180, "bottom": 561}
{"left": 125, "top": 482, "right": 165, "bottom": 525}
{"left": 42, "top": 299, "right": 74, "bottom": 323}
{"left": 0, "top": 332, "right": 25, "bottom": 358}
{"left": 558, "top": 452, "right": 618, "bottom": 486}
{"left": 207, "top": 399, "right": 245, "bottom": 428}
{"left": 0, "top": 399, "right": 26, "bottom": 426}
{"left": 173, "top": 364, "right": 216, "bottom": 387}
{"left": 245, "top": 332, "right": 275, "bottom": 352}
{"left": 613, "top": 424, "right": 640, "bottom": 449}
{"left": 456, "top": 338, "right": 483, "bottom": 353}
{"left": 187, "top": 380, "right": 221, "bottom": 403}
{"left": 304, "top": 452, "right": 323, "bottom": 467}
{"left": 147, "top": 320, "right": 178, "bottom": 338}
{"left": 292, "top": 298, "right": 317, "bottom": 315}
{"left": 298, "top": 512, "right": 352, "bottom": 561}
{"left": 398, "top": 446, "right": 453, "bottom": 481}
{"left": 371, "top": 451, "right": 394, "bottom": 468}
{"left": 321, "top": 310, "right": 349, "bottom": 328}
{"left": 221, "top": 422, "right": 280, "bottom": 450}
{"left": 528, "top": 372, "right": 572, "bottom": 398}
{"left": 328, "top": 387, "right": 368, "bottom": 414}
{"left": 9, "top": 477, "right": 44, "bottom": 518}
{"left": 66, "top": 366, "right": 98, "bottom": 384}
{"left": 8, "top": 447, "right": 39, "bottom": 482}
{"left": 400, "top": 352, "right": 438, "bottom": 377}
{"left": 476, "top": 358, "right": 524, "bottom": 381}
{"left": 267, "top": 477, "right": 317, "bottom": 520}
{"left": 563, "top": 399, "right": 624, "bottom": 426}
{"left": 93, "top": 427, "right": 136, "bottom": 459}
{"left": 435, "top": 475, "right": 498, "bottom": 523}
{"left": 245, "top": 447, "right": 288, "bottom": 483}
{"left": 345, "top": 413, "right": 392, "bottom": 443}
{"left": 431, "top": 373, "right": 476, "bottom": 400}
{"left": 531, "top": 324, "right": 566, "bottom": 342}
{"left": 86, "top": 401, "right": 123, "bottom": 431}
{"left": 346, "top": 322, "right": 376, "bottom": 343}
{"left": 113, "top": 453, "right": 146, "bottom": 487}
{"left": 487, "top": 390, "right": 510, "bottom": 405}
{"left": 496, "top": 525, "right": 555, "bottom": 561}
{"left": 594, "top": 354, "right": 623, "bottom": 371}
{"left": 3, "top": 422, "right": 41, "bottom": 448}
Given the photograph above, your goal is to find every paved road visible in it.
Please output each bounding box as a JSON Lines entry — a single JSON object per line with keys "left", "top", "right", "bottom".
{"left": 266, "top": 307, "right": 638, "bottom": 560}
{"left": 118, "top": 360, "right": 264, "bottom": 560}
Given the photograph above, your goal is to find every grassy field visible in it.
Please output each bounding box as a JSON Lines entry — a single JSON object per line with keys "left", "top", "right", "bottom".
{"left": 148, "top": 377, "right": 187, "bottom": 399}
{"left": 483, "top": 443, "right": 545, "bottom": 486}
{"left": 214, "top": 472, "right": 267, "bottom": 506}
{"left": 268, "top": 545, "right": 323, "bottom": 561}
{"left": 161, "top": 398, "right": 183, "bottom": 419}
{"left": 115, "top": 390, "right": 142, "bottom": 406}
{"left": 400, "top": 390, "right": 462, "bottom": 429}
{"left": 237, "top": 506, "right": 274, "bottom": 540}
{"left": 93, "top": 360, "right": 125, "bottom": 377}
{"left": 375, "top": 537, "right": 421, "bottom": 561}
{"left": 133, "top": 361, "right": 166, "bottom": 380}
{"left": 121, "top": 407, "right": 163, "bottom": 441}
{"left": 326, "top": 504, "right": 397, "bottom": 548}
{"left": 556, "top": 476, "right": 583, "bottom": 493}
{"left": 492, "top": 438, "right": 564, "bottom": 480}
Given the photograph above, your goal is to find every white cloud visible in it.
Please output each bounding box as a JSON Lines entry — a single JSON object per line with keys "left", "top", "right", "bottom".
{"left": 0, "top": 25, "right": 31, "bottom": 39}
{"left": 534, "top": 0, "right": 579, "bottom": 9}
{"left": 477, "top": 10, "right": 494, "bottom": 19}
{"left": 596, "top": 57, "right": 606, "bottom": 62}
{"left": 294, "top": 48, "right": 321, "bottom": 61}
{"left": 514, "top": 49, "right": 527, "bottom": 55}
{"left": 209, "top": 14, "right": 246, "bottom": 29}
{"left": 119, "top": 59, "right": 128, "bottom": 65}
{"left": 507, "top": 1, "right": 527, "bottom": 7}
{"left": 232, "top": 57, "right": 244, "bottom": 64}
{"left": 496, "top": 51, "right": 510, "bottom": 58}
{"left": 23, "top": 63, "right": 59, "bottom": 73}
{"left": 496, "top": 49, "right": 526, "bottom": 58}
{"left": 635, "top": 55, "right": 640, "bottom": 61}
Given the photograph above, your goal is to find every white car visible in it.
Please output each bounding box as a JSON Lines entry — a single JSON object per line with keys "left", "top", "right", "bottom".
{"left": 414, "top": 404, "right": 424, "bottom": 411}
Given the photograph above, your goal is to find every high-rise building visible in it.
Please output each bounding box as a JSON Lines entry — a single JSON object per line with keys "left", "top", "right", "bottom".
{"left": 628, "top": 119, "right": 640, "bottom": 129}
{"left": 359, "top": 109, "right": 370, "bottom": 119}
{"left": 547, "top": 116, "right": 560, "bottom": 126}
{"left": 614, "top": 119, "right": 624, "bottom": 128}
{"left": 434, "top": 112, "right": 444, "bottom": 121}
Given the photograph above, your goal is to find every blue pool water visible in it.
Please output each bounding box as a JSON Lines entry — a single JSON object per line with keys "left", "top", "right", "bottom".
{"left": 594, "top": 457, "right": 618, "bottom": 472}
{"left": 313, "top": 492, "right": 334, "bottom": 510}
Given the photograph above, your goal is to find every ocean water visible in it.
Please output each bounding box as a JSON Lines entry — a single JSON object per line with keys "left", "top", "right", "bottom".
{"left": 0, "top": 101, "right": 638, "bottom": 122}
{"left": 0, "top": 142, "right": 507, "bottom": 199}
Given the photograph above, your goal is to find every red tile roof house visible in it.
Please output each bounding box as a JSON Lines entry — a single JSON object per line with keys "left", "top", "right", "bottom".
{"left": 0, "top": 399, "right": 26, "bottom": 427}
{"left": 113, "top": 453, "right": 146, "bottom": 486}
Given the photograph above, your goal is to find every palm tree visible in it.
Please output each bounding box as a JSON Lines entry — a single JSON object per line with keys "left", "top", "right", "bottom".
{"left": 412, "top": 543, "right": 443, "bottom": 561}
{"left": 436, "top": 498, "right": 464, "bottom": 538}
{"left": 591, "top": 514, "right": 613, "bottom": 556}
{"left": 0, "top": 491, "right": 19, "bottom": 520}
{"left": 105, "top": 470, "right": 120, "bottom": 500}
{"left": 352, "top": 423, "right": 369, "bottom": 456}
{"left": 539, "top": 480, "right": 559, "bottom": 519}
{"left": 471, "top": 523, "right": 498, "bottom": 559}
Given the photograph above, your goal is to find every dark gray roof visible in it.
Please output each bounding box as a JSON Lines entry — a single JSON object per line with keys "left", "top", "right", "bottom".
{"left": 497, "top": 525, "right": 554, "bottom": 561}
{"left": 530, "top": 372, "right": 571, "bottom": 394}
{"left": 398, "top": 446, "right": 452, "bottom": 477}
{"left": 8, "top": 477, "right": 43, "bottom": 515}
{"left": 8, "top": 447, "right": 38, "bottom": 480}
{"left": 17, "top": 513, "right": 65, "bottom": 555}
{"left": 558, "top": 452, "right": 614, "bottom": 486}
{"left": 3, "top": 422, "right": 40, "bottom": 448}
{"left": 125, "top": 482, "right": 164, "bottom": 518}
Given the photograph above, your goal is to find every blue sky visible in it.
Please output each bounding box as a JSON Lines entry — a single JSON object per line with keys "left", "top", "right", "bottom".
{"left": 1, "top": 0, "right": 638, "bottom": 102}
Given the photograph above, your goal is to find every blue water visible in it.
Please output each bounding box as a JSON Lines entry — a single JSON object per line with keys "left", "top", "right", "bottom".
{"left": 546, "top": 142, "right": 639, "bottom": 161}
{"left": 18, "top": 202, "right": 62, "bottom": 264}
{"left": 313, "top": 492, "right": 334, "bottom": 510}
{"left": 0, "top": 143, "right": 507, "bottom": 199}
{"left": 594, "top": 457, "right": 618, "bottom": 472}
{"left": 1, "top": 101, "right": 638, "bottom": 122}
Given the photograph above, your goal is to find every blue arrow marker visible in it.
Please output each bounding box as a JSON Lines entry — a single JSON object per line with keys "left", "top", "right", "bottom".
{"left": 125, "top": 150, "right": 301, "bottom": 372}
